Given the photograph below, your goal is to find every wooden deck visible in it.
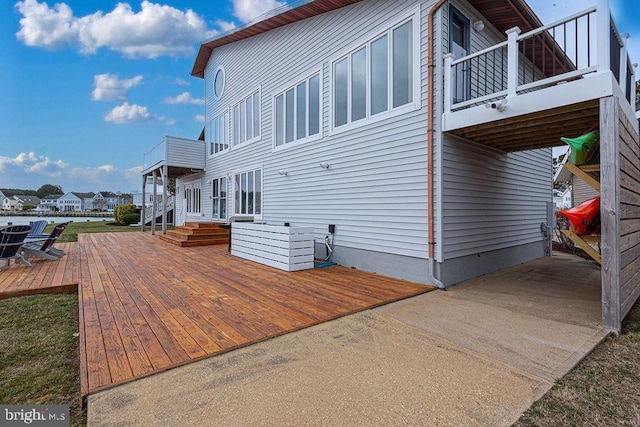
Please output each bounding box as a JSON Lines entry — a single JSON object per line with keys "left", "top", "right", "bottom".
{"left": 0, "top": 242, "right": 78, "bottom": 299}
{"left": 1, "top": 232, "right": 435, "bottom": 396}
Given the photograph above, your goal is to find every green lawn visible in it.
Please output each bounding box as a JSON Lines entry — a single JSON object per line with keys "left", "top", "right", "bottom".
{"left": 41, "top": 220, "right": 171, "bottom": 243}
{"left": 0, "top": 294, "right": 85, "bottom": 426}
{"left": 515, "top": 301, "right": 640, "bottom": 426}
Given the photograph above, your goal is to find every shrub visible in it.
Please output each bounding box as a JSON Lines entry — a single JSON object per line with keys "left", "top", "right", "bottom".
{"left": 121, "top": 213, "right": 140, "bottom": 226}
{"left": 114, "top": 204, "right": 136, "bottom": 224}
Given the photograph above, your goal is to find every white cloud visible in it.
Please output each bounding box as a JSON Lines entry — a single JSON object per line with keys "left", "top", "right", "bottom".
{"left": 0, "top": 151, "right": 142, "bottom": 193}
{"left": 174, "top": 78, "right": 190, "bottom": 86}
{"left": 216, "top": 19, "right": 237, "bottom": 32}
{"left": 92, "top": 73, "right": 143, "bottom": 101}
{"left": 15, "top": 0, "right": 215, "bottom": 58}
{"left": 232, "top": 0, "right": 286, "bottom": 23}
{"left": 104, "top": 102, "right": 151, "bottom": 123}
{"left": 195, "top": 114, "right": 205, "bottom": 123}
{"left": 163, "top": 92, "right": 204, "bottom": 105}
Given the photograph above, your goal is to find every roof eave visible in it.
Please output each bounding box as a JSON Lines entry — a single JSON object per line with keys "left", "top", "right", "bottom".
{"left": 190, "top": 0, "right": 365, "bottom": 78}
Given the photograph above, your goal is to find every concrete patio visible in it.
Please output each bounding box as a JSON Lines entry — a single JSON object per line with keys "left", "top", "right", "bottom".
{"left": 88, "top": 251, "right": 608, "bottom": 426}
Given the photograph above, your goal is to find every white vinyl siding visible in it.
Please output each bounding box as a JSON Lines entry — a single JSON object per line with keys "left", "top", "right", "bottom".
{"left": 331, "top": 14, "right": 418, "bottom": 131}
{"left": 572, "top": 176, "right": 599, "bottom": 207}
{"left": 202, "top": 0, "right": 429, "bottom": 259}
{"left": 274, "top": 73, "right": 321, "bottom": 148}
{"left": 440, "top": 136, "right": 551, "bottom": 260}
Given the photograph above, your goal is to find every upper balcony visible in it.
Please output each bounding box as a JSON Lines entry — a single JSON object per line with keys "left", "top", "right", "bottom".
{"left": 442, "top": 0, "right": 638, "bottom": 152}
{"left": 141, "top": 136, "right": 206, "bottom": 178}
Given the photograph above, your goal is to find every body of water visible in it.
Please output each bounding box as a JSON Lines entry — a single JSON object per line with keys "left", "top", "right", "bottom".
{"left": 0, "top": 216, "right": 113, "bottom": 226}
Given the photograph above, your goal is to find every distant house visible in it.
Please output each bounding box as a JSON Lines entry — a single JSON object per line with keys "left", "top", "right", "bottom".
{"left": 92, "top": 191, "right": 124, "bottom": 211}
{"left": 0, "top": 190, "right": 25, "bottom": 211}
{"left": 38, "top": 194, "right": 62, "bottom": 211}
{"left": 57, "top": 192, "right": 95, "bottom": 211}
{"left": 13, "top": 195, "right": 40, "bottom": 209}
{"left": 554, "top": 150, "right": 599, "bottom": 207}
{"left": 2, "top": 197, "right": 21, "bottom": 212}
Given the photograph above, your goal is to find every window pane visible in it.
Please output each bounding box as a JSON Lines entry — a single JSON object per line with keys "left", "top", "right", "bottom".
{"left": 246, "top": 96, "right": 253, "bottom": 140}
{"left": 223, "top": 112, "right": 229, "bottom": 150}
{"left": 393, "top": 21, "right": 413, "bottom": 107}
{"left": 296, "top": 81, "right": 307, "bottom": 140}
{"left": 239, "top": 101, "right": 245, "bottom": 143}
{"left": 255, "top": 170, "right": 261, "bottom": 215}
{"left": 233, "top": 106, "right": 240, "bottom": 146}
{"left": 235, "top": 175, "right": 240, "bottom": 214}
{"left": 351, "top": 47, "right": 367, "bottom": 122}
{"left": 241, "top": 173, "right": 247, "bottom": 213}
{"left": 371, "top": 35, "right": 389, "bottom": 115}
{"left": 220, "top": 177, "right": 227, "bottom": 219}
{"left": 309, "top": 75, "right": 320, "bottom": 136}
{"left": 334, "top": 58, "right": 348, "bottom": 127}
{"left": 275, "top": 94, "right": 284, "bottom": 146}
{"left": 247, "top": 171, "right": 254, "bottom": 215}
{"left": 253, "top": 92, "right": 260, "bottom": 137}
{"left": 285, "top": 88, "right": 295, "bottom": 143}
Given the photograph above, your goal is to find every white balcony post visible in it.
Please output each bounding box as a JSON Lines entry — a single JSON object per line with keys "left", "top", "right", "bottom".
{"left": 596, "top": 0, "right": 611, "bottom": 73}
{"left": 619, "top": 33, "right": 629, "bottom": 95}
{"left": 443, "top": 53, "right": 454, "bottom": 113}
{"left": 506, "top": 27, "right": 521, "bottom": 97}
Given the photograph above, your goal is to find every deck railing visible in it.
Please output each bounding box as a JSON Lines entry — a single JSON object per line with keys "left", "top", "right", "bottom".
{"left": 444, "top": 0, "right": 636, "bottom": 113}
{"left": 142, "top": 138, "right": 167, "bottom": 170}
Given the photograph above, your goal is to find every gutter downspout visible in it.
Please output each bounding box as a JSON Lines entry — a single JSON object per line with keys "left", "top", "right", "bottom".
{"left": 427, "top": 0, "right": 448, "bottom": 287}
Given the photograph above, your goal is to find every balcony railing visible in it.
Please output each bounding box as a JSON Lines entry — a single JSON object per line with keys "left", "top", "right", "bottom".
{"left": 444, "top": 0, "right": 636, "bottom": 114}
{"left": 142, "top": 136, "right": 205, "bottom": 174}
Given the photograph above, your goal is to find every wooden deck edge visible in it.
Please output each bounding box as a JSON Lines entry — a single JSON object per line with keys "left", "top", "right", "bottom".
{"left": 0, "top": 283, "right": 78, "bottom": 300}
{"left": 82, "top": 285, "right": 436, "bottom": 397}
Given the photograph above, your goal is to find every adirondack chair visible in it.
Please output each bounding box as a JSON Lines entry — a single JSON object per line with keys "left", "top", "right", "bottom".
{"left": 27, "top": 220, "right": 49, "bottom": 239}
{"left": 0, "top": 225, "right": 33, "bottom": 270}
{"left": 22, "top": 222, "right": 69, "bottom": 261}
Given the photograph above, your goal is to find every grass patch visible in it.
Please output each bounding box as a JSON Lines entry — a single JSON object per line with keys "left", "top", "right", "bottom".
{"left": 41, "top": 220, "right": 172, "bottom": 243}
{"left": 515, "top": 300, "right": 640, "bottom": 426}
{"left": 0, "top": 293, "right": 85, "bottom": 426}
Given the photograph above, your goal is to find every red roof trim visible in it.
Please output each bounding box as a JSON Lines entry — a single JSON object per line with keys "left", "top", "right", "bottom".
{"left": 191, "top": 0, "right": 546, "bottom": 79}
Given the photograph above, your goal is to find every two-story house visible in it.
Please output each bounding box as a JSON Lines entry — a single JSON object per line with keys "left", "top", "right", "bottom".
{"left": 38, "top": 194, "right": 62, "bottom": 211}
{"left": 57, "top": 192, "right": 95, "bottom": 211}
{"left": 141, "top": 0, "right": 639, "bottom": 331}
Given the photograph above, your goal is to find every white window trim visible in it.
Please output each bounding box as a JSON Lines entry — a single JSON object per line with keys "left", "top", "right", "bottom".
{"left": 272, "top": 69, "right": 324, "bottom": 152}
{"left": 231, "top": 87, "right": 262, "bottom": 149}
{"left": 231, "top": 165, "right": 264, "bottom": 220}
{"left": 183, "top": 180, "right": 203, "bottom": 217}
{"left": 211, "top": 176, "right": 228, "bottom": 221}
{"left": 212, "top": 65, "right": 226, "bottom": 101}
{"left": 329, "top": 8, "right": 421, "bottom": 136}
{"left": 207, "top": 109, "right": 230, "bottom": 158}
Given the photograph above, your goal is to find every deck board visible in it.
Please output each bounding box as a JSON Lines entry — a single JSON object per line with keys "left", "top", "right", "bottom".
{"left": 0, "top": 242, "right": 77, "bottom": 299}
{"left": 2, "top": 232, "right": 435, "bottom": 395}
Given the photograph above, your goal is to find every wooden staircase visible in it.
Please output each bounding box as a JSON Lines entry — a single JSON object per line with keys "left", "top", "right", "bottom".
{"left": 158, "top": 222, "right": 229, "bottom": 247}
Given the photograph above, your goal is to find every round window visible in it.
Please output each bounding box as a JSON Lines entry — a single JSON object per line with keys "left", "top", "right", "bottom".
{"left": 213, "top": 67, "right": 225, "bottom": 99}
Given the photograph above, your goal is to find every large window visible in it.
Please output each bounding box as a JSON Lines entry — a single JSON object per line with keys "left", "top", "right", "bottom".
{"left": 333, "top": 16, "right": 416, "bottom": 129}
{"left": 233, "top": 90, "right": 261, "bottom": 146}
{"left": 184, "top": 182, "right": 201, "bottom": 215}
{"left": 211, "top": 177, "right": 227, "bottom": 220}
{"left": 207, "top": 111, "right": 229, "bottom": 156}
{"left": 234, "top": 169, "right": 262, "bottom": 216}
{"left": 274, "top": 73, "right": 321, "bottom": 147}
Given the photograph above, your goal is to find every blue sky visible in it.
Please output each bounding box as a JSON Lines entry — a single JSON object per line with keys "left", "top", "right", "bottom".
{"left": 1, "top": 0, "right": 638, "bottom": 194}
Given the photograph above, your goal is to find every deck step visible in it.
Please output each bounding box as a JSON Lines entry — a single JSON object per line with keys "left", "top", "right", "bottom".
{"left": 158, "top": 222, "right": 229, "bottom": 247}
